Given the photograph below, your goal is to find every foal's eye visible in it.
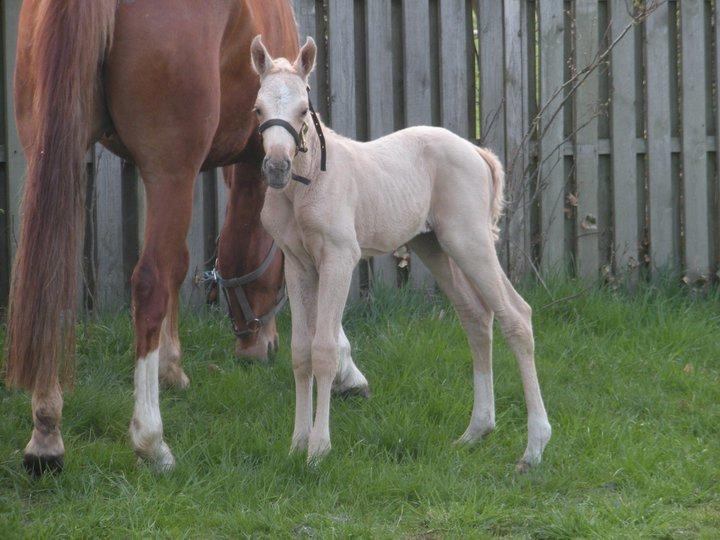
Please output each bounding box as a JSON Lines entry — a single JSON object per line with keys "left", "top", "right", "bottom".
{"left": 253, "top": 107, "right": 262, "bottom": 116}
{"left": 301, "top": 109, "right": 309, "bottom": 117}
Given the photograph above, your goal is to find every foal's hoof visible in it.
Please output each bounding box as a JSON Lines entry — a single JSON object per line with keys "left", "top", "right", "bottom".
{"left": 23, "top": 453, "right": 64, "bottom": 477}
{"left": 515, "top": 459, "right": 535, "bottom": 474}
{"left": 159, "top": 367, "right": 191, "bottom": 390}
{"left": 307, "top": 439, "right": 331, "bottom": 465}
{"left": 136, "top": 442, "right": 176, "bottom": 474}
{"left": 454, "top": 424, "right": 494, "bottom": 446}
{"left": 333, "top": 383, "right": 371, "bottom": 399}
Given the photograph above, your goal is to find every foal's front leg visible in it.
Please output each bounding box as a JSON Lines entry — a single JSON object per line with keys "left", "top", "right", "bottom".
{"left": 308, "top": 249, "right": 359, "bottom": 462}
{"left": 284, "top": 254, "right": 318, "bottom": 452}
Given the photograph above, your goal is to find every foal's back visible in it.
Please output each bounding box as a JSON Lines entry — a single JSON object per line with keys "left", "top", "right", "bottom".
{"left": 334, "top": 126, "right": 496, "bottom": 254}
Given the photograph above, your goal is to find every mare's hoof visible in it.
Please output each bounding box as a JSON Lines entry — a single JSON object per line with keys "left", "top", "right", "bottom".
{"left": 23, "top": 453, "right": 64, "bottom": 477}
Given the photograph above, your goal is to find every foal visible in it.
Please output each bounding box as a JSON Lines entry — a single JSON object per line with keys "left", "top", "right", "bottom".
{"left": 252, "top": 36, "right": 552, "bottom": 470}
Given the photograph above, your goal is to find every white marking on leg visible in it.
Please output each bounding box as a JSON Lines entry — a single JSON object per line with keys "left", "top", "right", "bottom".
{"left": 457, "top": 370, "right": 495, "bottom": 443}
{"left": 308, "top": 358, "right": 335, "bottom": 463}
{"left": 517, "top": 356, "right": 551, "bottom": 468}
{"left": 333, "top": 327, "right": 369, "bottom": 394}
{"left": 130, "top": 349, "right": 175, "bottom": 472}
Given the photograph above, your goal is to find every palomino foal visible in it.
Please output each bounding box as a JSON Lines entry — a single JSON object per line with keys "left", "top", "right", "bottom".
{"left": 252, "top": 37, "right": 552, "bottom": 470}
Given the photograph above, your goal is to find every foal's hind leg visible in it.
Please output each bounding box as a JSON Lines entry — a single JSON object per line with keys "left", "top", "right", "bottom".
{"left": 409, "top": 234, "right": 495, "bottom": 443}
{"left": 435, "top": 225, "right": 551, "bottom": 470}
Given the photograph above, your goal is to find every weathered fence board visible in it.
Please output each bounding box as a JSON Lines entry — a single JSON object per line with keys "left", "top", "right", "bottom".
{"left": 2, "top": 0, "right": 24, "bottom": 263}
{"left": 477, "top": 0, "right": 508, "bottom": 269}
{"left": 538, "top": 0, "right": 566, "bottom": 275}
{"left": 504, "top": 0, "right": 531, "bottom": 279}
{"left": 401, "top": 0, "right": 434, "bottom": 289}
{"left": 93, "top": 145, "right": 125, "bottom": 311}
{"left": 3, "top": 0, "right": 720, "bottom": 312}
{"left": 609, "top": 0, "right": 639, "bottom": 281}
{"left": 645, "top": 2, "right": 675, "bottom": 275}
{"left": 680, "top": 0, "right": 710, "bottom": 279}
{"left": 293, "top": 0, "right": 320, "bottom": 104}
{"left": 365, "top": 0, "right": 397, "bottom": 287}
{"left": 574, "top": 0, "right": 600, "bottom": 280}
{"left": 327, "top": 0, "right": 362, "bottom": 298}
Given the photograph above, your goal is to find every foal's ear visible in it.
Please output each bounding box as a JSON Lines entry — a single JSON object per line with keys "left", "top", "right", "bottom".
{"left": 251, "top": 35, "right": 274, "bottom": 77}
{"left": 293, "top": 37, "right": 317, "bottom": 80}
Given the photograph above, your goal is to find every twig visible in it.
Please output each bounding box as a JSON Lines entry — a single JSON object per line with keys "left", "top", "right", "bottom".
{"left": 540, "top": 284, "right": 594, "bottom": 310}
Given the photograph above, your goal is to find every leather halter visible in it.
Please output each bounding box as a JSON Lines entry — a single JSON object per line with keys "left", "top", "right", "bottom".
{"left": 257, "top": 87, "right": 327, "bottom": 186}
{"left": 207, "top": 242, "right": 286, "bottom": 339}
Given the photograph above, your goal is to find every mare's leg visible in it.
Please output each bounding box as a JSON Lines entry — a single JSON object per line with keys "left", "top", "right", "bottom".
{"left": 158, "top": 292, "right": 190, "bottom": 389}
{"left": 129, "top": 177, "right": 196, "bottom": 472}
{"left": 308, "top": 247, "right": 360, "bottom": 462}
{"left": 23, "top": 383, "right": 65, "bottom": 475}
{"left": 409, "top": 234, "right": 495, "bottom": 442}
{"left": 284, "top": 253, "right": 318, "bottom": 452}
{"left": 435, "top": 222, "right": 551, "bottom": 470}
{"left": 105, "top": 7, "right": 221, "bottom": 470}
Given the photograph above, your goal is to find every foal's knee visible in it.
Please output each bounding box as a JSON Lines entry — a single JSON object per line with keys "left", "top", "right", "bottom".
{"left": 291, "top": 339, "right": 312, "bottom": 375}
{"left": 311, "top": 339, "right": 340, "bottom": 378}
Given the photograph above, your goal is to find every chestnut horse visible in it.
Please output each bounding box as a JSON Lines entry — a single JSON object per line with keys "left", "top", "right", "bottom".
{"left": 4, "top": 0, "right": 367, "bottom": 475}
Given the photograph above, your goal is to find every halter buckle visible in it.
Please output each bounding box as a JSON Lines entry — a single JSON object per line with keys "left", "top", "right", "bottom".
{"left": 298, "top": 122, "right": 309, "bottom": 153}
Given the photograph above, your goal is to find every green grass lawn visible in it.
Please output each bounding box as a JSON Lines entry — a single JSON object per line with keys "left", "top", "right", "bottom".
{"left": 1, "top": 282, "right": 719, "bottom": 537}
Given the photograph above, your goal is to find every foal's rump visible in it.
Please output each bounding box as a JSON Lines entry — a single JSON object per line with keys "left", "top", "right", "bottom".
{"left": 411, "top": 127, "right": 505, "bottom": 241}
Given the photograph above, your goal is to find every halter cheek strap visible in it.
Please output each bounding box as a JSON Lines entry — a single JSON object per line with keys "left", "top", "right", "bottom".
{"left": 207, "top": 242, "right": 287, "bottom": 338}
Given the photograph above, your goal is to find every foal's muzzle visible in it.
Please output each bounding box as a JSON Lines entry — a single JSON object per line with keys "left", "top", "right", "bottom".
{"left": 262, "top": 156, "right": 292, "bottom": 189}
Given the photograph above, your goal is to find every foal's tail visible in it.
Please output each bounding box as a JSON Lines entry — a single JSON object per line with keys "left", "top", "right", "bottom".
{"left": 476, "top": 147, "right": 506, "bottom": 242}
{"left": 5, "top": 2, "right": 116, "bottom": 391}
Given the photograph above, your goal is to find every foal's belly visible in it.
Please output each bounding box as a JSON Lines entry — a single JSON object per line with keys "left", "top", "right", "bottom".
{"left": 355, "top": 195, "right": 432, "bottom": 256}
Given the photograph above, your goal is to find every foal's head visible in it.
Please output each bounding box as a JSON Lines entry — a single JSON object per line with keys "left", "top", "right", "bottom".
{"left": 251, "top": 35, "right": 317, "bottom": 189}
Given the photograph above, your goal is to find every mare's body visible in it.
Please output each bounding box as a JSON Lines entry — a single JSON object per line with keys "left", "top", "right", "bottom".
{"left": 5, "top": 1, "right": 367, "bottom": 475}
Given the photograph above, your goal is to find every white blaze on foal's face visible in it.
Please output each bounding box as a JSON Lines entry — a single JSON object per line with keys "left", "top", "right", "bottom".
{"left": 250, "top": 35, "right": 317, "bottom": 189}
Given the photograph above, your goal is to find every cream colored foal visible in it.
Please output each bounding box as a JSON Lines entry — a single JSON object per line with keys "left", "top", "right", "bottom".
{"left": 252, "top": 36, "right": 551, "bottom": 470}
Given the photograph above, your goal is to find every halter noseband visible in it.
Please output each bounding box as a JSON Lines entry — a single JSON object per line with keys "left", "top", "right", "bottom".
{"left": 206, "top": 242, "right": 287, "bottom": 339}
{"left": 257, "top": 87, "right": 327, "bottom": 186}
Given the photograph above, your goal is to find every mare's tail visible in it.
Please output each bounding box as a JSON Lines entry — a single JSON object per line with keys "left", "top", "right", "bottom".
{"left": 5, "top": 1, "right": 116, "bottom": 390}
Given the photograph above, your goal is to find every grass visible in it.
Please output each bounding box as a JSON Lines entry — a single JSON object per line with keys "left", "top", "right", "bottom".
{"left": 0, "top": 281, "right": 719, "bottom": 538}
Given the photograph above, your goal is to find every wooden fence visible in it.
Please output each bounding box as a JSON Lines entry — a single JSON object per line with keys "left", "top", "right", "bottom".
{"left": 1, "top": 0, "right": 719, "bottom": 311}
